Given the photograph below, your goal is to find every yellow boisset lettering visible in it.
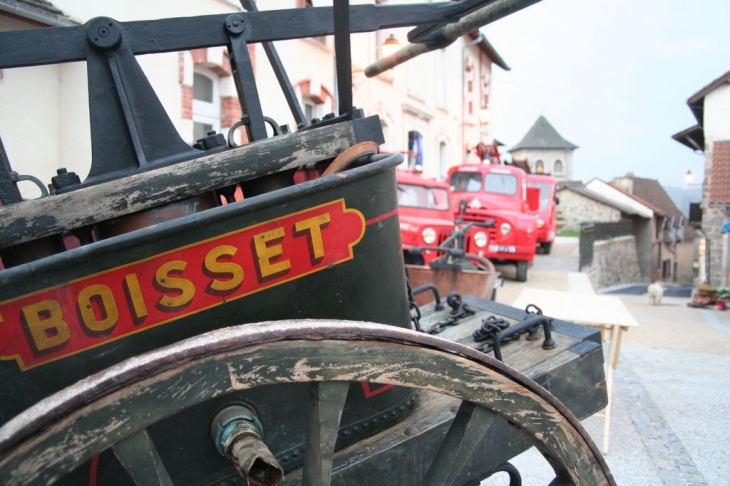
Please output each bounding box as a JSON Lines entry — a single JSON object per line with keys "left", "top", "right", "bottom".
{"left": 253, "top": 228, "right": 291, "bottom": 278}
{"left": 155, "top": 260, "right": 196, "bottom": 308}
{"left": 204, "top": 245, "right": 244, "bottom": 292}
{"left": 78, "top": 284, "right": 119, "bottom": 335}
{"left": 21, "top": 299, "right": 71, "bottom": 353}
{"left": 124, "top": 273, "right": 148, "bottom": 320}
{"left": 294, "top": 213, "right": 330, "bottom": 261}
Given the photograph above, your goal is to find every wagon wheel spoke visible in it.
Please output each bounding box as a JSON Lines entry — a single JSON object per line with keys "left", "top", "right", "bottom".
{"left": 302, "top": 381, "right": 349, "bottom": 486}
{"left": 424, "top": 401, "right": 499, "bottom": 486}
{"left": 0, "top": 320, "right": 615, "bottom": 486}
{"left": 112, "top": 429, "right": 174, "bottom": 486}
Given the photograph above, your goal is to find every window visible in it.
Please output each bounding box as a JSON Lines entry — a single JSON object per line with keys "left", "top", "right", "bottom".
{"left": 397, "top": 184, "right": 450, "bottom": 210}
{"left": 193, "top": 69, "right": 220, "bottom": 142}
{"left": 450, "top": 172, "right": 482, "bottom": 192}
{"left": 408, "top": 130, "right": 423, "bottom": 171}
{"left": 303, "top": 99, "right": 326, "bottom": 123}
{"left": 535, "top": 160, "right": 545, "bottom": 174}
{"left": 662, "top": 259, "right": 671, "bottom": 280}
{"left": 554, "top": 159, "right": 564, "bottom": 174}
{"left": 484, "top": 174, "right": 518, "bottom": 195}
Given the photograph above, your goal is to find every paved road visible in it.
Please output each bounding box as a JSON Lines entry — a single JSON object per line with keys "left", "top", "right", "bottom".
{"left": 483, "top": 237, "right": 730, "bottom": 486}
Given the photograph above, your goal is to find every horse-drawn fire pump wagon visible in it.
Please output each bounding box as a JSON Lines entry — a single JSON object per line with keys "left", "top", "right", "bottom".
{"left": 0, "top": 1, "right": 615, "bottom": 484}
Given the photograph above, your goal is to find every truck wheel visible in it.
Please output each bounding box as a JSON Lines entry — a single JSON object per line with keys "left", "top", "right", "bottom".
{"left": 516, "top": 261, "right": 528, "bottom": 282}
{"left": 542, "top": 242, "right": 553, "bottom": 255}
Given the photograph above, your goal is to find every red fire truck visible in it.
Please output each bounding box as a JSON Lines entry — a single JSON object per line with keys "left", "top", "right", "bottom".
{"left": 448, "top": 164, "right": 539, "bottom": 282}
{"left": 526, "top": 173, "right": 559, "bottom": 254}
{"left": 396, "top": 170, "right": 455, "bottom": 265}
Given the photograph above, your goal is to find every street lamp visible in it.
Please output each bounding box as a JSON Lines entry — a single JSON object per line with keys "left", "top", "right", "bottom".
{"left": 684, "top": 170, "right": 695, "bottom": 186}
{"left": 380, "top": 34, "right": 401, "bottom": 58}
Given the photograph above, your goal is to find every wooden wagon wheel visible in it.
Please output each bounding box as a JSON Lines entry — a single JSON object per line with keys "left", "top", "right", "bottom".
{"left": 0, "top": 320, "right": 615, "bottom": 486}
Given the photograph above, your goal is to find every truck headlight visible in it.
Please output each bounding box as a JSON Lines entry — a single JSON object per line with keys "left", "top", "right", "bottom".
{"left": 536, "top": 218, "right": 545, "bottom": 229}
{"left": 499, "top": 222, "right": 511, "bottom": 236}
{"left": 422, "top": 227, "right": 437, "bottom": 245}
{"left": 474, "top": 231, "right": 488, "bottom": 248}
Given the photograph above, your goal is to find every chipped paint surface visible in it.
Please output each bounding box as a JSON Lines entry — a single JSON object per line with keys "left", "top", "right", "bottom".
{"left": 0, "top": 320, "right": 613, "bottom": 485}
{"left": 0, "top": 122, "right": 361, "bottom": 249}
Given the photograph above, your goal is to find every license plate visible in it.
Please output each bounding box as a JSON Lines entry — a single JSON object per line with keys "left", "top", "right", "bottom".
{"left": 488, "top": 244, "right": 516, "bottom": 253}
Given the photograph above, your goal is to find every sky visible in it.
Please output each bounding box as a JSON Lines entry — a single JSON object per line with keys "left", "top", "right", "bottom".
{"left": 480, "top": 0, "right": 730, "bottom": 188}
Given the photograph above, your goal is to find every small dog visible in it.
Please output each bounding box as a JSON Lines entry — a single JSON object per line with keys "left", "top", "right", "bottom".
{"left": 647, "top": 281, "right": 664, "bottom": 305}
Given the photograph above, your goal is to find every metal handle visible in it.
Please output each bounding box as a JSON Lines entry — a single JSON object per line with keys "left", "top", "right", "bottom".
{"left": 493, "top": 313, "right": 555, "bottom": 362}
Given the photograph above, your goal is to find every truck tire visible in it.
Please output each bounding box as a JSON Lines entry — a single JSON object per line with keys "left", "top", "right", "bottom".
{"left": 542, "top": 242, "right": 553, "bottom": 255}
{"left": 516, "top": 261, "right": 528, "bottom": 282}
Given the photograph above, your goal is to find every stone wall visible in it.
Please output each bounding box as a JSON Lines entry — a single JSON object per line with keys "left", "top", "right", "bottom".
{"left": 703, "top": 204, "right": 730, "bottom": 286}
{"left": 557, "top": 189, "right": 622, "bottom": 231}
{"left": 583, "top": 236, "right": 641, "bottom": 289}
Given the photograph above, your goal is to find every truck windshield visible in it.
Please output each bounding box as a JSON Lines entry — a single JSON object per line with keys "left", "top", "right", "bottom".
{"left": 450, "top": 172, "right": 482, "bottom": 192}
{"left": 484, "top": 174, "right": 518, "bottom": 195}
{"left": 527, "top": 182, "right": 551, "bottom": 210}
{"left": 397, "top": 184, "right": 450, "bottom": 210}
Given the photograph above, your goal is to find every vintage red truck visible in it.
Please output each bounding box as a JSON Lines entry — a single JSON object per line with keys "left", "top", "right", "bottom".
{"left": 395, "top": 170, "right": 455, "bottom": 265}
{"left": 526, "top": 173, "right": 559, "bottom": 254}
{"left": 447, "top": 163, "right": 539, "bottom": 282}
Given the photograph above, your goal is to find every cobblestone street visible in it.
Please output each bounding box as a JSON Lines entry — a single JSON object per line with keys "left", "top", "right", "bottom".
{"left": 484, "top": 237, "right": 730, "bottom": 485}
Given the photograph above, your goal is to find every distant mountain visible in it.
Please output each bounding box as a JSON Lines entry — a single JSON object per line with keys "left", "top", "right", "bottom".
{"left": 664, "top": 186, "right": 703, "bottom": 216}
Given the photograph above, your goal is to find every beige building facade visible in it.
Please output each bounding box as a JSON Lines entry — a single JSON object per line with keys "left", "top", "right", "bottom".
{"left": 0, "top": 0, "right": 509, "bottom": 201}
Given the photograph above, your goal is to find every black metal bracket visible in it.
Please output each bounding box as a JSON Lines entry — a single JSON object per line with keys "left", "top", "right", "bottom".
{"left": 493, "top": 313, "right": 555, "bottom": 362}
{"left": 0, "top": 0, "right": 507, "bottom": 206}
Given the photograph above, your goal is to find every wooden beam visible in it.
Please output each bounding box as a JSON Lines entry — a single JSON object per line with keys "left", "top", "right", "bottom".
{"left": 0, "top": 117, "right": 380, "bottom": 249}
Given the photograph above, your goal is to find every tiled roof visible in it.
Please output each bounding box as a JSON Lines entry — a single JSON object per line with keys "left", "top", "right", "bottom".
{"left": 608, "top": 180, "right": 666, "bottom": 217}
{"left": 710, "top": 141, "right": 730, "bottom": 204}
{"left": 508, "top": 116, "right": 578, "bottom": 152}
{"left": 586, "top": 178, "right": 655, "bottom": 218}
{"left": 613, "top": 174, "right": 696, "bottom": 239}
{"left": 622, "top": 176, "right": 680, "bottom": 217}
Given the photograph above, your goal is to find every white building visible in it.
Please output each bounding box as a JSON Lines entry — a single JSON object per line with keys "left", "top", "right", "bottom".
{"left": 673, "top": 68, "right": 730, "bottom": 286}
{"left": 0, "top": 0, "right": 510, "bottom": 199}
{"left": 507, "top": 115, "right": 578, "bottom": 182}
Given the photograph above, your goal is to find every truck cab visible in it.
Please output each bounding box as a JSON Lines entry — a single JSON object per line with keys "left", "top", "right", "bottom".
{"left": 448, "top": 164, "right": 538, "bottom": 282}
{"left": 396, "top": 170, "right": 455, "bottom": 265}
{"left": 526, "top": 173, "right": 558, "bottom": 254}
